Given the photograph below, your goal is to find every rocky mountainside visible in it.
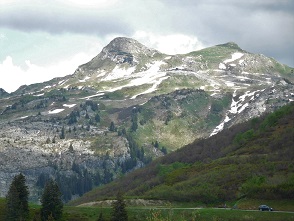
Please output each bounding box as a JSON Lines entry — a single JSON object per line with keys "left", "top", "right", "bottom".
{"left": 70, "top": 102, "right": 294, "bottom": 206}
{"left": 0, "top": 37, "right": 293, "bottom": 202}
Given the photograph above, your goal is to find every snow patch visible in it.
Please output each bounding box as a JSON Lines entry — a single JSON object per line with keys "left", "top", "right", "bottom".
{"left": 210, "top": 115, "right": 231, "bottom": 136}
{"left": 131, "top": 76, "right": 169, "bottom": 99}
{"left": 97, "top": 70, "right": 107, "bottom": 78}
{"left": 225, "top": 82, "right": 235, "bottom": 87}
{"left": 80, "top": 61, "right": 168, "bottom": 99}
{"left": 48, "top": 109, "right": 64, "bottom": 114}
{"left": 211, "top": 89, "right": 262, "bottom": 136}
{"left": 59, "top": 79, "right": 68, "bottom": 86}
{"left": 81, "top": 93, "right": 105, "bottom": 100}
{"left": 79, "top": 76, "right": 90, "bottom": 82}
{"left": 34, "top": 93, "right": 44, "bottom": 97}
{"left": 63, "top": 104, "right": 76, "bottom": 108}
{"left": 238, "top": 103, "right": 249, "bottom": 113}
{"left": 224, "top": 52, "right": 244, "bottom": 63}
{"left": 219, "top": 63, "right": 226, "bottom": 70}
{"left": 102, "top": 66, "right": 136, "bottom": 81}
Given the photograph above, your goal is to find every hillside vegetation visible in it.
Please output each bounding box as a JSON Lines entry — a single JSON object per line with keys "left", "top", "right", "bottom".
{"left": 71, "top": 102, "right": 294, "bottom": 206}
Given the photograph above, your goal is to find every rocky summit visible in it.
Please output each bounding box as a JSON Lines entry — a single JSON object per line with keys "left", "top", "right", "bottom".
{"left": 0, "top": 37, "right": 293, "bottom": 202}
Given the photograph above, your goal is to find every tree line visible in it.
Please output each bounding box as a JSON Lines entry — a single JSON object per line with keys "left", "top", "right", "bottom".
{"left": 5, "top": 173, "right": 63, "bottom": 221}
{"left": 5, "top": 173, "right": 128, "bottom": 221}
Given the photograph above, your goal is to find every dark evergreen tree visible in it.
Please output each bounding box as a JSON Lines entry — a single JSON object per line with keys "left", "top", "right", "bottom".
{"left": 5, "top": 173, "right": 29, "bottom": 221}
{"left": 109, "top": 121, "right": 115, "bottom": 132}
{"left": 111, "top": 192, "right": 128, "bottom": 221}
{"left": 69, "top": 143, "right": 74, "bottom": 152}
{"left": 6, "top": 182, "right": 20, "bottom": 221}
{"left": 95, "top": 113, "right": 101, "bottom": 123}
{"left": 131, "top": 114, "right": 138, "bottom": 132}
{"left": 161, "top": 146, "right": 168, "bottom": 155}
{"left": 41, "top": 179, "right": 63, "bottom": 221}
{"left": 60, "top": 126, "right": 65, "bottom": 139}
{"left": 46, "top": 137, "right": 51, "bottom": 144}
{"left": 122, "top": 128, "right": 127, "bottom": 135}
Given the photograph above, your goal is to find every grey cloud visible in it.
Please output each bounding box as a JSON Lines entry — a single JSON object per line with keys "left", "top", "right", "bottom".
{"left": 0, "top": 8, "right": 133, "bottom": 36}
{"left": 158, "top": 0, "right": 294, "bottom": 66}
{"left": 1, "top": 0, "right": 293, "bottom": 66}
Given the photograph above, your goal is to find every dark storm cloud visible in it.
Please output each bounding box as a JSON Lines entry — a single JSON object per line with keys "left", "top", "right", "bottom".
{"left": 159, "top": 0, "right": 294, "bottom": 66}
{"left": 0, "top": 6, "right": 132, "bottom": 36}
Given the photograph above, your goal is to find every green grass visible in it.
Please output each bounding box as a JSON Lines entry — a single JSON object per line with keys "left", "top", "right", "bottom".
{"left": 1, "top": 197, "right": 294, "bottom": 221}
{"left": 64, "top": 205, "right": 294, "bottom": 221}
{"left": 187, "top": 43, "right": 243, "bottom": 68}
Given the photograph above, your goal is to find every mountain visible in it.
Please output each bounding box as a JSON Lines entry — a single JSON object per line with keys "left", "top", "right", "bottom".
{"left": 0, "top": 88, "right": 9, "bottom": 97}
{"left": 0, "top": 37, "right": 293, "bottom": 202}
{"left": 70, "top": 102, "right": 294, "bottom": 205}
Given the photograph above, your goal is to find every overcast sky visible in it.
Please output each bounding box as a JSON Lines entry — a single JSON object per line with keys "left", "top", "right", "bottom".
{"left": 0, "top": 0, "right": 293, "bottom": 93}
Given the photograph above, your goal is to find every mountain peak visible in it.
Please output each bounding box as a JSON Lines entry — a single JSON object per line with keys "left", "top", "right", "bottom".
{"left": 217, "top": 42, "right": 242, "bottom": 50}
{"left": 0, "top": 88, "right": 9, "bottom": 97}
{"left": 80, "top": 37, "right": 160, "bottom": 69}
{"left": 103, "top": 37, "right": 159, "bottom": 56}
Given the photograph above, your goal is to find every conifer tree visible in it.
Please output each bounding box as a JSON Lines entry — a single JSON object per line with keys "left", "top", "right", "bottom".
{"left": 111, "top": 192, "right": 128, "bottom": 221}
{"left": 95, "top": 113, "right": 101, "bottom": 123}
{"left": 5, "top": 173, "right": 29, "bottom": 221}
{"left": 109, "top": 121, "right": 115, "bottom": 132}
{"left": 6, "top": 182, "right": 20, "bottom": 221}
{"left": 60, "top": 126, "right": 65, "bottom": 139}
{"left": 41, "top": 179, "right": 63, "bottom": 221}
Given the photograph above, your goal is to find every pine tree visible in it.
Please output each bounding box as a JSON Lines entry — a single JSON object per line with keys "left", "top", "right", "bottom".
{"left": 109, "top": 121, "right": 115, "bottom": 132}
{"left": 60, "top": 126, "right": 65, "bottom": 139}
{"left": 6, "top": 182, "right": 20, "bottom": 221}
{"left": 69, "top": 143, "right": 74, "bottom": 152}
{"left": 95, "top": 113, "right": 100, "bottom": 123}
{"left": 41, "top": 179, "right": 63, "bottom": 221}
{"left": 111, "top": 192, "right": 128, "bottom": 221}
{"left": 5, "top": 173, "right": 29, "bottom": 221}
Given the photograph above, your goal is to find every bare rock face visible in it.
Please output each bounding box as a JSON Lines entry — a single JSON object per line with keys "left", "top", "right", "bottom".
{"left": 79, "top": 37, "right": 159, "bottom": 71}
{"left": 103, "top": 37, "right": 158, "bottom": 57}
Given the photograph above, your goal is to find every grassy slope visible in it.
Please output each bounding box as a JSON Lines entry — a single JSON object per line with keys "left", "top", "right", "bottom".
{"left": 131, "top": 89, "right": 231, "bottom": 150}
{"left": 70, "top": 102, "right": 294, "bottom": 206}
